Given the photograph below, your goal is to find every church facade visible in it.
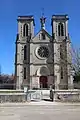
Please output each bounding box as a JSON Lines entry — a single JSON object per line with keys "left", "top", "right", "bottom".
{"left": 15, "top": 14, "right": 74, "bottom": 90}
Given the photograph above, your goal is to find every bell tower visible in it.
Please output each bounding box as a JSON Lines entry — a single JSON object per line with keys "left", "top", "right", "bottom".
{"left": 17, "top": 15, "right": 35, "bottom": 40}
{"left": 51, "top": 15, "right": 73, "bottom": 89}
{"left": 15, "top": 16, "right": 35, "bottom": 89}
{"left": 51, "top": 14, "right": 69, "bottom": 40}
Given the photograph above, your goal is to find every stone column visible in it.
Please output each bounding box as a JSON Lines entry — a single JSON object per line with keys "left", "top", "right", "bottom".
{"left": 54, "top": 75, "right": 59, "bottom": 89}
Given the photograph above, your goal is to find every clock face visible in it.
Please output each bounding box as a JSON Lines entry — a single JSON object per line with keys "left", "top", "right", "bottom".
{"left": 37, "top": 46, "right": 49, "bottom": 58}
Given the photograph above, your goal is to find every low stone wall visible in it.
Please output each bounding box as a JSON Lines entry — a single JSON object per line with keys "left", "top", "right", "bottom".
{"left": 54, "top": 89, "right": 80, "bottom": 102}
{"left": 1, "top": 89, "right": 80, "bottom": 103}
{"left": 0, "top": 90, "right": 26, "bottom": 103}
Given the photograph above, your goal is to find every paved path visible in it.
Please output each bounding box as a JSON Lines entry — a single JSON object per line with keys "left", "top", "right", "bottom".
{"left": 0, "top": 101, "right": 80, "bottom": 120}
{"left": 0, "top": 101, "right": 80, "bottom": 106}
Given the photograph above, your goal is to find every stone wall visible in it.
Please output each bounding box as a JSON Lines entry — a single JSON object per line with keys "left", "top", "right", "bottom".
{"left": 54, "top": 90, "right": 80, "bottom": 102}
{"left": 0, "top": 90, "right": 26, "bottom": 103}
{"left": 1, "top": 89, "right": 80, "bottom": 103}
{"left": 0, "top": 90, "right": 42, "bottom": 103}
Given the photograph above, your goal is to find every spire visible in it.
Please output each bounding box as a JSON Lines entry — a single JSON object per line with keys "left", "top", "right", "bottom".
{"left": 40, "top": 8, "right": 46, "bottom": 29}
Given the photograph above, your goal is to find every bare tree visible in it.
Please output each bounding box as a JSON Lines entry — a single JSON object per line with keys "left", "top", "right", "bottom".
{"left": 72, "top": 46, "right": 80, "bottom": 82}
{"left": 0, "top": 74, "right": 16, "bottom": 89}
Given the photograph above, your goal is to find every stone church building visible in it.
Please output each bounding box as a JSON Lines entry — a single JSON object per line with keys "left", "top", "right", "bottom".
{"left": 15, "top": 14, "right": 74, "bottom": 90}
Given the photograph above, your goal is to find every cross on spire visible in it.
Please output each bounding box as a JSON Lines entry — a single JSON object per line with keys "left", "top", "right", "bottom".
{"left": 40, "top": 8, "right": 46, "bottom": 29}
{"left": 42, "top": 8, "right": 44, "bottom": 17}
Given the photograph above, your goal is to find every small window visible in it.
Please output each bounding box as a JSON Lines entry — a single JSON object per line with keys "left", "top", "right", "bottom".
{"left": 58, "top": 24, "right": 60, "bottom": 36}
{"left": 61, "top": 23, "right": 64, "bottom": 36}
{"left": 58, "top": 23, "right": 64, "bottom": 36}
{"left": 24, "top": 67, "right": 26, "bottom": 79}
{"left": 41, "top": 33, "right": 45, "bottom": 40}
{"left": 24, "top": 45, "right": 27, "bottom": 60}
{"left": 60, "top": 45, "right": 63, "bottom": 59}
{"left": 23, "top": 24, "right": 28, "bottom": 37}
{"left": 61, "top": 67, "right": 63, "bottom": 79}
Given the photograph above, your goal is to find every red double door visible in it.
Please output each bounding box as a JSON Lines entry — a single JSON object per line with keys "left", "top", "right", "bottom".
{"left": 40, "top": 76, "right": 48, "bottom": 88}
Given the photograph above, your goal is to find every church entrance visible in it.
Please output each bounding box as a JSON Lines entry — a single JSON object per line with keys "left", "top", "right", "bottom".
{"left": 40, "top": 76, "right": 48, "bottom": 88}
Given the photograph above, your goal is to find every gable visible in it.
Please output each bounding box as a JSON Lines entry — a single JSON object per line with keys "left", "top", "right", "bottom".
{"left": 32, "top": 29, "right": 52, "bottom": 43}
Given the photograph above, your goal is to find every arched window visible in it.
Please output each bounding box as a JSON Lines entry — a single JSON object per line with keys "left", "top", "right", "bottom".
{"left": 61, "top": 23, "right": 64, "bottom": 36}
{"left": 23, "top": 24, "right": 28, "bottom": 36}
{"left": 58, "top": 23, "right": 64, "bottom": 36}
{"left": 58, "top": 24, "right": 60, "bottom": 36}
{"left": 24, "top": 67, "right": 26, "bottom": 79}
{"left": 41, "top": 33, "right": 45, "bottom": 40}
{"left": 61, "top": 67, "right": 63, "bottom": 79}
{"left": 24, "top": 45, "right": 27, "bottom": 60}
{"left": 60, "top": 44, "right": 63, "bottom": 59}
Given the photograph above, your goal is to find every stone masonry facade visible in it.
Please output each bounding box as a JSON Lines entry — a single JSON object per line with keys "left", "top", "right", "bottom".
{"left": 15, "top": 14, "right": 74, "bottom": 90}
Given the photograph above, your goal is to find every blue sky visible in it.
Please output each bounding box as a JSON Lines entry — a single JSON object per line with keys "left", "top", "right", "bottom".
{"left": 0, "top": 0, "right": 80, "bottom": 74}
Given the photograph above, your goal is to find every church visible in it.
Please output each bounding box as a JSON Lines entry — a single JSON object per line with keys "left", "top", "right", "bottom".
{"left": 15, "top": 14, "right": 74, "bottom": 90}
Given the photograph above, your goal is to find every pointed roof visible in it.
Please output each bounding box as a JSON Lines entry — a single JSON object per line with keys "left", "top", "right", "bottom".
{"left": 41, "top": 28, "right": 52, "bottom": 38}
{"left": 32, "top": 28, "right": 52, "bottom": 40}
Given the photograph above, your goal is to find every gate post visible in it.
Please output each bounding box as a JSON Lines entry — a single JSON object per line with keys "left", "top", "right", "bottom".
{"left": 24, "top": 86, "right": 29, "bottom": 101}
{"left": 50, "top": 85, "right": 54, "bottom": 101}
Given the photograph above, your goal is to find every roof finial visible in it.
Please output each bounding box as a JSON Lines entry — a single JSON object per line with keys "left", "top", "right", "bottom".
{"left": 40, "top": 8, "right": 46, "bottom": 29}
{"left": 42, "top": 8, "right": 44, "bottom": 17}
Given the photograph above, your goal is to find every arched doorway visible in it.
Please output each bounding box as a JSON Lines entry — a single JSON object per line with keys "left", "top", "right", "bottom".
{"left": 40, "top": 76, "right": 48, "bottom": 88}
